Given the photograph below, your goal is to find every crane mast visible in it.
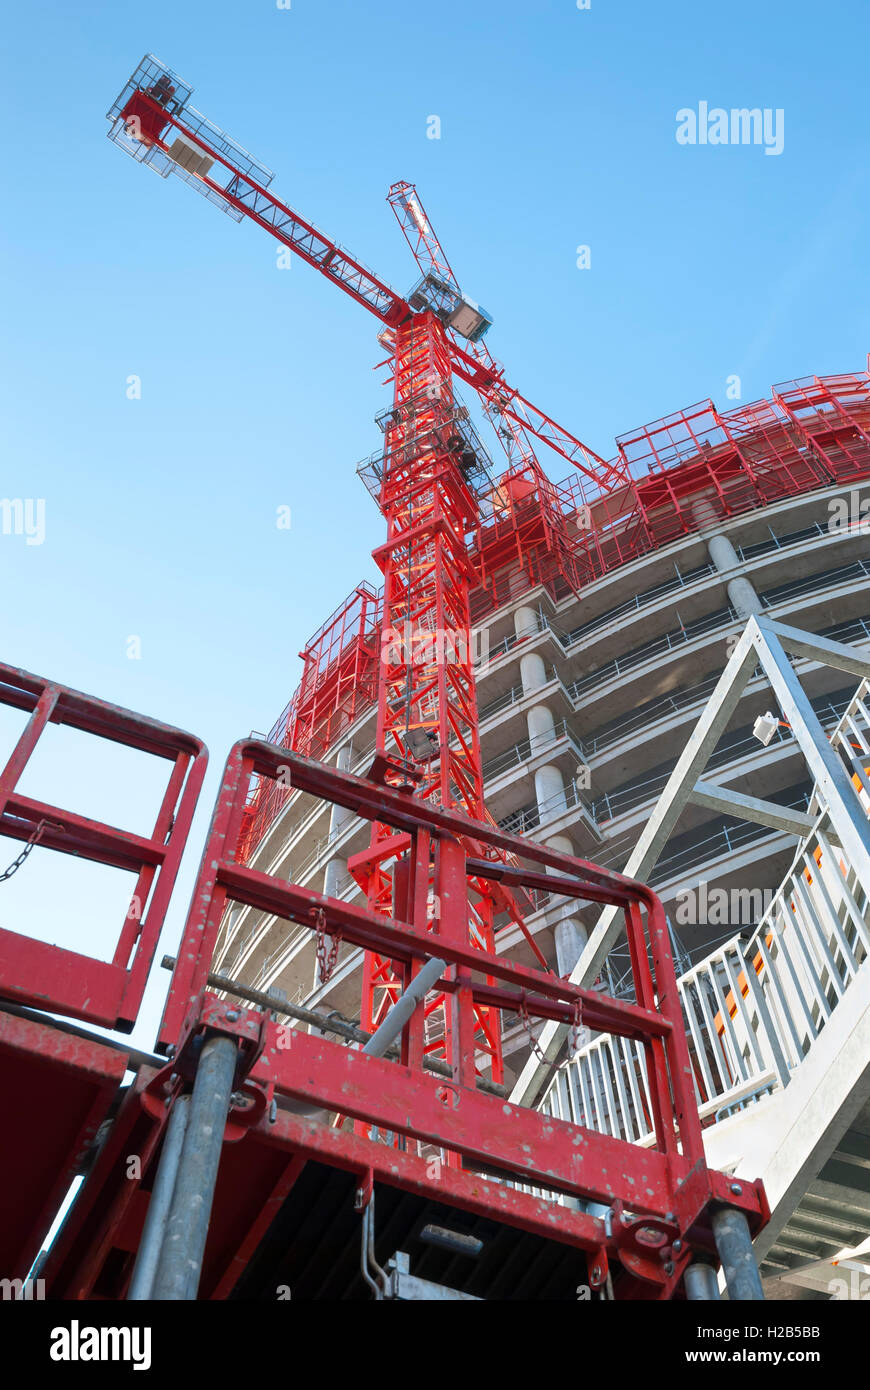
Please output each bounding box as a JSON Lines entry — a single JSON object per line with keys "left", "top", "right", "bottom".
{"left": 356, "top": 311, "right": 506, "bottom": 1090}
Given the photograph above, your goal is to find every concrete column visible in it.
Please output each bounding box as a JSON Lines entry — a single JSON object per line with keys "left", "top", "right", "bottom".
{"left": 328, "top": 743, "right": 355, "bottom": 837}
{"left": 725, "top": 576, "right": 762, "bottom": 621}
{"left": 323, "top": 856, "right": 347, "bottom": 897}
{"left": 520, "top": 651, "right": 547, "bottom": 695}
{"left": 527, "top": 702, "right": 556, "bottom": 746}
{"left": 554, "top": 916, "right": 588, "bottom": 977}
{"left": 545, "top": 832, "right": 575, "bottom": 878}
{"left": 701, "top": 526, "right": 763, "bottom": 621}
{"left": 544, "top": 834, "right": 588, "bottom": 979}
{"left": 691, "top": 499, "right": 720, "bottom": 531}
{"left": 535, "top": 762, "right": 567, "bottom": 820}
{"left": 546, "top": 833, "right": 574, "bottom": 859}
{"left": 324, "top": 741, "right": 350, "bottom": 894}
{"left": 514, "top": 605, "right": 540, "bottom": 640}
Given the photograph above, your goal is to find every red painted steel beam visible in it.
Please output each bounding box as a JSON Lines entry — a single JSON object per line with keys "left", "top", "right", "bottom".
{"left": 0, "top": 936, "right": 126, "bottom": 1028}
{"left": 245, "top": 1026, "right": 765, "bottom": 1236}
{"left": 0, "top": 662, "right": 203, "bottom": 760}
{"left": 262, "top": 1104, "right": 616, "bottom": 1251}
{"left": 0, "top": 794, "right": 166, "bottom": 872}
{"left": 238, "top": 741, "right": 654, "bottom": 898}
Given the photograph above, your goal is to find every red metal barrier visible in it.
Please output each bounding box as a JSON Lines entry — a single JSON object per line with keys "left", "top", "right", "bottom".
{"left": 0, "top": 663, "right": 207, "bottom": 1031}
{"left": 148, "top": 740, "right": 767, "bottom": 1298}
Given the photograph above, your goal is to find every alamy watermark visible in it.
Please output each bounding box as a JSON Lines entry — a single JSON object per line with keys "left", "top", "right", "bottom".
{"left": 50, "top": 1322, "right": 151, "bottom": 1370}
{"left": 675, "top": 880, "right": 775, "bottom": 926}
{"left": 0, "top": 1277, "right": 45, "bottom": 1300}
{"left": 0, "top": 498, "right": 45, "bottom": 546}
{"left": 676, "top": 103, "right": 784, "bottom": 157}
{"left": 827, "top": 490, "right": 870, "bottom": 534}
{"left": 828, "top": 1267, "right": 870, "bottom": 1300}
{"left": 381, "top": 622, "right": 489, "bottom": 670}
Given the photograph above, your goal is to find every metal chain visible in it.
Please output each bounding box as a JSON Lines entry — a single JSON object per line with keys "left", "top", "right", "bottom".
{"left": 569, "top": 998, "right": 584, "bottom": 1059}
{"left": 518, "top": 992, "right": 548, "bottom": 1065}
{"left": 0, "top": 818, "right": 59, "bottom": 883}
{"left": 312, "top": 906, "right": 340, "bottom": 986}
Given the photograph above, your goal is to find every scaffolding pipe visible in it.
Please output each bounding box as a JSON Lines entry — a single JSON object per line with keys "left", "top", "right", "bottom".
{"left": 287, "top": 954, "right": 449, "bottom": 1120}
{"left": 362, "top": 955, "right": 447, "bottom": 1058}
{"left": 684, "top": 1260, "right": 721, "bottom": 1301}
{"left": 160, "top": 955, "right": 507, "bottom": 1096}
{"left": 711, "top": 1205, "right": 765, "bottom": 1301}
{"left": 151, "top": 1036, "right": 238, "bottom": 1300}
{"left": 127, "top": 1095, "right": 191, "bottom": 1300}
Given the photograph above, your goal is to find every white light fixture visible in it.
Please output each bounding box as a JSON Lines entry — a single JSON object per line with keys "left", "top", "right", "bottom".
{"left": 753, "top": 711, "right": 780, "bottom": 746}
{"left": 402, "top": 195, "right": 429, "bottom": 236}
{"left": 405, "top": 727, "right": 439, "bottom": 762}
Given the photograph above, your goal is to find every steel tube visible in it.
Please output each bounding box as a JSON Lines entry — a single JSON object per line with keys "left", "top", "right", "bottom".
{"left": 362, "top": 955, "right": 447, "bottom": 1058}
{"left": 127, "top": 1095, "right": 190, "bottom": 1300}
{"left": 711, "top": 1205, "right": 765, "bottom": 1301}
{"left": 684, "top": 1260, "right": 721, "bottom": 1301}
{"left": 151, "top": 1036, "right": 237, "bottom": 1300}
{"left": 286, "top": 954, "right": 449, "bottom": 1121}
{"left": 159, "top": 955, "right": 507, "bottom": 1096}
{"left": 419, "top": 1224, "right": 483, "bottom": 1258}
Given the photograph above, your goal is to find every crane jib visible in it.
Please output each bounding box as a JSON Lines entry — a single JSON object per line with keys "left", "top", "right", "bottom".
{"left": 108, "top": 56, "right": 626, "bottom": 485}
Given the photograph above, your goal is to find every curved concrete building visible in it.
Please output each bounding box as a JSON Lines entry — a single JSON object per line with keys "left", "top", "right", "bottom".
{"left": 215, "top": 369, "right": 870, "bottom": 1092}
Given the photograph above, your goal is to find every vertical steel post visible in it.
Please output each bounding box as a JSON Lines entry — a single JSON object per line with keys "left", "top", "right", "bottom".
{"left": 684, "top": 1260, "right": 721, "bottom": 1301}
{"left": 151, "top": 1036, "right": 237, "bottom": 1300}
{"left": 711, "top": 1205, "right": 765, "bottom": 1301}
{"left": 127, "top": 1095, "right": 191, "bottom": 1300}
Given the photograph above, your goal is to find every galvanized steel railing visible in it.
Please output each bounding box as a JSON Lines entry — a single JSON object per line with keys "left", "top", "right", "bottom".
{"left": 538, "top": 683, "right": 870, "bottom": 1143}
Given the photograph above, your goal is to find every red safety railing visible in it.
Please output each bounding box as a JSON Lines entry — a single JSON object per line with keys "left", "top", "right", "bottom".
{"left": 0, "top": 663, "right": 207, "bottom": 1031}
{"left": 156, "top": 740, "right": 767, "bottom": 1294}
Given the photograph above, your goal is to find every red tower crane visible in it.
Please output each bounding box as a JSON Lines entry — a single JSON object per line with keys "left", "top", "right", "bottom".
{"left": 106, "top": 54, "right": 617, "bottom": 1100}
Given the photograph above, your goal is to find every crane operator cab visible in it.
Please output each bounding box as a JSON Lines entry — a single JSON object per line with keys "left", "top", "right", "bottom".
{"left": 408, "top": 272, "right": 494, "bottom": 344}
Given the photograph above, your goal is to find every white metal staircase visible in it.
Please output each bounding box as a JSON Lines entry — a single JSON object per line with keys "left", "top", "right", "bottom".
{"left": 530, "top": 658, "right": 870, "bottom": 1298}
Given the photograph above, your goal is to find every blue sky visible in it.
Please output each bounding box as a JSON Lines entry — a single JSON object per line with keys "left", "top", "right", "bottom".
{"left": 0, "top": 0, "right": 867, "bottom": 1051}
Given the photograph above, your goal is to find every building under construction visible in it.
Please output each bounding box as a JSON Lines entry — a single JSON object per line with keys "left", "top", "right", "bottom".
{"left": 1, "top": 55, "right": 868, "bottom": 1304}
